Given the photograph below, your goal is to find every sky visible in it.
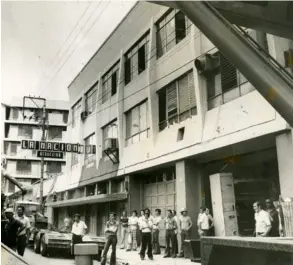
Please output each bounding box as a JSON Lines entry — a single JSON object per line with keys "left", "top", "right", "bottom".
{"left": 1, "top": 0, "right": 136, "bottom": 103}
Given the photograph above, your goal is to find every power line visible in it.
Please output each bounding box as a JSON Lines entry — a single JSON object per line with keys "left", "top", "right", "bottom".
{"left": 31, "top": 1, "right": 95, "bottom": 96}
{"left": 39, "top": 1, "right": 109, "bottom": 97}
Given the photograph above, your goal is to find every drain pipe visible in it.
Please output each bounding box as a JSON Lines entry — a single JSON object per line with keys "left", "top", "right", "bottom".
{"left": 150, "top": 1, "right": 293, "bottom": 127}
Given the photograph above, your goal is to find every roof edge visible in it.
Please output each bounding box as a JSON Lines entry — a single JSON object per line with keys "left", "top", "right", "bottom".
{"left": 67, "top": 1, "right": 139, "bottom": 89}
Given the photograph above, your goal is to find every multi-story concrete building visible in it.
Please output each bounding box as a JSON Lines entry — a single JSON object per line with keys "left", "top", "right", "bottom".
{"left": 1, "top": 97, "right": 69, "bottom": 195}
{"left": 10, "top": 2, "right": 293, "bottom": 242}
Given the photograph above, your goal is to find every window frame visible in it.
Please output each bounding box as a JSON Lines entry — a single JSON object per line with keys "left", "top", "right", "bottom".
{"left": 85, "top": 85, "right": 98, "bottom": 114}
{"left": 102, "top": 62, "right": 120, "bottom": 103}
{"left": 124, "top": 32, "right": 150, "bottom": 85}
{"left": 156, "top": 9, "right": 191, "bottom": 59}
{"left": 47, "top": 162, "right": 62, "bottom": 174}
{"left": 16, "top": 160, "right": 32, "bottom": 175}
{"left": 102, "top": 120, "right": 118, "bottom": 155}
{"left": 84, "top": 133, "right": 96, "bottom": 165}
{"left": 72, "top": 100, "right": 82, "bottom": 128}
{"left": 18, "top": 125, "right": 33, "bottom": 139}
{"left": 158, "top": 71, "right": 197, "bottom": 131}
{"left": 205, "top": 51, "right": 253, "bottom": 110}
{"left": 125, "top": 100, "right": 150, "bottom": 145}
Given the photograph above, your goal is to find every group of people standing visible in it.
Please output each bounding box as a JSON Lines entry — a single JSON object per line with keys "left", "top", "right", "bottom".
{"left": 102, "top": 207, "right": 193, "bottom": 263}
{"left": 2, "top": 206, "right": 31, "bottom": 257}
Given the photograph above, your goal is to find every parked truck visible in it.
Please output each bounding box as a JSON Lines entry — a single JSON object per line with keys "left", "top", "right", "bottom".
{"left": 13, "top": 200, "right": 105, "bottom": 259}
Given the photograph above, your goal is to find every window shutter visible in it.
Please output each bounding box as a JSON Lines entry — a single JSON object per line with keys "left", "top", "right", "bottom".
{"left": 284, "top": 49, "right": 293, "bottom": 69}
{"left": 220, "top": 53, "right": 238, "bottom": 92}
{"left": 188, "top": 71, "right": 196, "bottom": 107}
{"left": 167, "top": 83, "right": 178, "bottom": 117}
{"left": 178, "top": 74, "right": 189, "bottom": 113}
{"left": 126, "top": 111, "right": 132, "bottom": 138}
{"left": 124, "top": 58, "right": 131, "bottom": 85}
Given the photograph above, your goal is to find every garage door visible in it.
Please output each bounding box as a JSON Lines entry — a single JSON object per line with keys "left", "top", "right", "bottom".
{"left": 143, "top": 172, "right": 176, "bottom": 246}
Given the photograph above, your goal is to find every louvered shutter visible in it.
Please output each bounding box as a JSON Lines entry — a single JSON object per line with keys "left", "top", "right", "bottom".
{"left": 220, "top": 53, "right": 237, "bottom": 92}
{"left": 178, "top": 74, "right": 189, "bottom": 113}
{"left": 188, "top": 71, "right": 196, "bottom": 107}
{"left": 167, "top": 83, "right": 178, "bottom": 117}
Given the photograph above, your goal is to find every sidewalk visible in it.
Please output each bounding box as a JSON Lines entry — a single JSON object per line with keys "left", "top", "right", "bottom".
{"left": 115, "top": 249, "right": 201, "bottom": 265}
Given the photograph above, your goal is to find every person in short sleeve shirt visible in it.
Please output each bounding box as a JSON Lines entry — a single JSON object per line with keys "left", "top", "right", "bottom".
{"left": 71, "top": 214, "right": 87, "bottom": 255}
{"left": 253, "top": 201, "right": 272, "bottom": 237}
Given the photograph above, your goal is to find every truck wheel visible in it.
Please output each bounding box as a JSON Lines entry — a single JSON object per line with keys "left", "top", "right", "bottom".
{"left": 40, "top": 236, "right": 48, "bottom": 257}
{"left": 34, "top": 233, "right": 41, "bottom": 254}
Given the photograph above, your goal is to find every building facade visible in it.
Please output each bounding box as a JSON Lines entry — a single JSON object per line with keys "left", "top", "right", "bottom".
{"left": 2, "top": 97, "right": 69, "bottom": 195}
{"left": 9, "top": 2, "right": 293, "bottom": 242}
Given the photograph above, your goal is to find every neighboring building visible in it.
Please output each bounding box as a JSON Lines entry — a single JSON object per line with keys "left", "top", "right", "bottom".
{"left": 10, "top": 2, "right": 293, "bottom": 240}
{"left": 1, "top": 97, "right": 69, "bottom": 196}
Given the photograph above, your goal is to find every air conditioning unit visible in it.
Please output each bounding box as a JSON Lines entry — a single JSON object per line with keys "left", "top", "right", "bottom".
{"left": 80, "top": 111, "right": 90, "bottom": 121}
{"left": 105, "top": 138, "right": 118, "bottom": 150}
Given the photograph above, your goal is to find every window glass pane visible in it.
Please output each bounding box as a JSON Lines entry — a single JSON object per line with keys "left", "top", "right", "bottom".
{"left": 139, "top": 102, "right": 147, "bottom": 131}
{"left": 178, "top": 74, "right": 189, "bottom": 113}
{"left": 157, "top": 28, "right": 166, "bottom": 58}
{"left": 131, "top": 107, "right": 140, "bottom": 135}
{"left": 126, "top": 112, "right": 132, "bottom": 139}
{"left": 167, "top": 83, "right": 177, "bottom": 115}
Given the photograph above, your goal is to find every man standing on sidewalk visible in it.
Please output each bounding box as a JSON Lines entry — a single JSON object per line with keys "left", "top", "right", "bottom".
{"left": 101, "top": 212, "right": 119, "bottom": 265}
{"left": 15, "top": 206, "right": 31, "bottom": 256}
{"left": 152, "top": 208, "right": 162, "bottom": 255}
{"left": 71, "top": 214, "right": 87, "bottom": 255}
{"left": 164, "top": 210, "right": 177, "bottom": 258}
{"left": 178, "top": 208, "right": 193, "bottom": 258}
{"left": 139, "top": 212, "right": 153, "bottom": 261}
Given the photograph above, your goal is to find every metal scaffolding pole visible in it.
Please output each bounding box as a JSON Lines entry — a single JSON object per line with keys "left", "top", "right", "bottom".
{"left": 150, "top": 1, "right": 293, "bottom": 127}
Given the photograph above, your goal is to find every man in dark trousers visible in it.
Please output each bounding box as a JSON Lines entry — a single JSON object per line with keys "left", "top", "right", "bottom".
{"left": 15, "top": 206, "right": 31, "bottom": 256}
{"left": 71, "top": 213, "right": 87, "bottom": 255}
{"left": 101, "top": 212, "right": 119, "bottom": 265}
{"left": 265, "top": 199, "right": 280, "bottom": 237}
{"left": 3, "top": 208, "right": 26, "bottom": 252}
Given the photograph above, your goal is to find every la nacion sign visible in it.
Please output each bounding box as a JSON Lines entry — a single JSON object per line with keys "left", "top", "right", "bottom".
{"left": 21, "top": 140, "right": 96, "bottom": 154}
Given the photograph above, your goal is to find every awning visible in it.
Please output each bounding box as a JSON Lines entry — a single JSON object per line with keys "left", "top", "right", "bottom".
{"left": 46, "top": 192, "right": 127, "bottom": 208}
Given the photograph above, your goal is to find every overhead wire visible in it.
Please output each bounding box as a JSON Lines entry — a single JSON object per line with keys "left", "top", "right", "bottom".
{"left": 39, "top": 1, "right": 111, "bottom": 98}
{"left": 31, "top": 1, "right": 94, "bottom": 96}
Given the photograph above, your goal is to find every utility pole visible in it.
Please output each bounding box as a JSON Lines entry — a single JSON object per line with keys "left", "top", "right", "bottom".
{"left": 23, "top": 96, "right": 46, "bottom": 213}
{"left": 39, "top": 100, "right": 46, "bottom": 211}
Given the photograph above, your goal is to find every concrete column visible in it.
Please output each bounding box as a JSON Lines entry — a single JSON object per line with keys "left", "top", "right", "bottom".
{"left": 128, "top": 175, "right": 141, "bottom": 213}
{"left": 276, "top": 130, "right": 293, "bottom": 198}
{"left": 176, "top": 160, "right": 204, "bottom": 239}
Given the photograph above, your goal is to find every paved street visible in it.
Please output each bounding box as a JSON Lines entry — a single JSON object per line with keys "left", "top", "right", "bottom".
{"left": 23, "top": 247, "right": 200, "bottom": 265}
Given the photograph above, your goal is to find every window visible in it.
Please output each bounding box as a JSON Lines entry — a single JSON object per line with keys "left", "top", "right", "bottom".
{"left": 85, "top": 85, "right": 97, "bottom": 114}
{"left": 205, "top": 52, "right": 253, "bottom": 110}
{"left": 16, "top": 161, "right": 31, "bottom": 175}
{"left": 63, "top": 112, "right": 69, "bottom": 124}
{"left": 125, "top": 101, "right": 150, "bottom": 145}
{"left": 156, "top": 9, "right": 191, "bottom": 58}
{"left": 158, "top": 71, "right": 197, "bottom": 131}
{"left": 124, "top": 33, "right": 150, "bottom": 85}
{"left": 18, "top": 125, "right": 33, "bottom": 139}
{"left": 102, "top": 62, "right": 119, "bottom": 103}
{"left": 284, "top": 49, "right": 293, "bottom": 70}
{"left": 12, "top": 108, "right": 19, "bottom": 120}
{"left": 71, "top": 153, "right": 79, "bottom": 167}
{"left": 102, "top": 120, "right": 118, "bottom": 153}
{"left": 84, "top": 134, "right": 96, "bottom": 165}
{"left": 47, "top": 162, "right": 62, "bottom": 174}
{"left": 72, "top": 100, "right": 82, "bottom": 128}
{"left": 10, "top": 143, "right": 18, "bottom": 156}
{"left": 48, "top": 127, "right": 63, "bottom": 140}
{"left": 4, "top": 142, "right": 9, "bottom": 155}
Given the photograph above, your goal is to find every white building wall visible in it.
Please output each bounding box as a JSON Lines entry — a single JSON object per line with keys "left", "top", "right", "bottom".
{"left": 52, "top": 2, "right": 289, "bottom": 193}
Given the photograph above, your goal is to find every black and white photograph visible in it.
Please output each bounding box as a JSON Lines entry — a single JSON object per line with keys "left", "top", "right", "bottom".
{"left": 1, "top": 1, "right": 293, "bottom": 265}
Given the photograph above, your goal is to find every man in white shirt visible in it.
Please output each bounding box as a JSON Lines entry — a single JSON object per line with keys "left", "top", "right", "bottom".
{"left": 152, "top": 209, "right": 162, "bottom": 255}
{"left": 127, "top": 210, "right": 139, "bottom": 251}
{"left": 15, "top": 206, "right": 31, "bottom": 256}
{"left": 71, "top": 213, "right": 87, "bottom": 255}
{"left": 139, "top": 212, "right": 153, "bottom": 260}
{"left": 178, "top": 208, "right": 193, "bottom": 258}
{"left": 198, "top": 208, "right": 214, "bottom": 237}
{"left": 253, "top": 201, "right": 272, "bottom": 237}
